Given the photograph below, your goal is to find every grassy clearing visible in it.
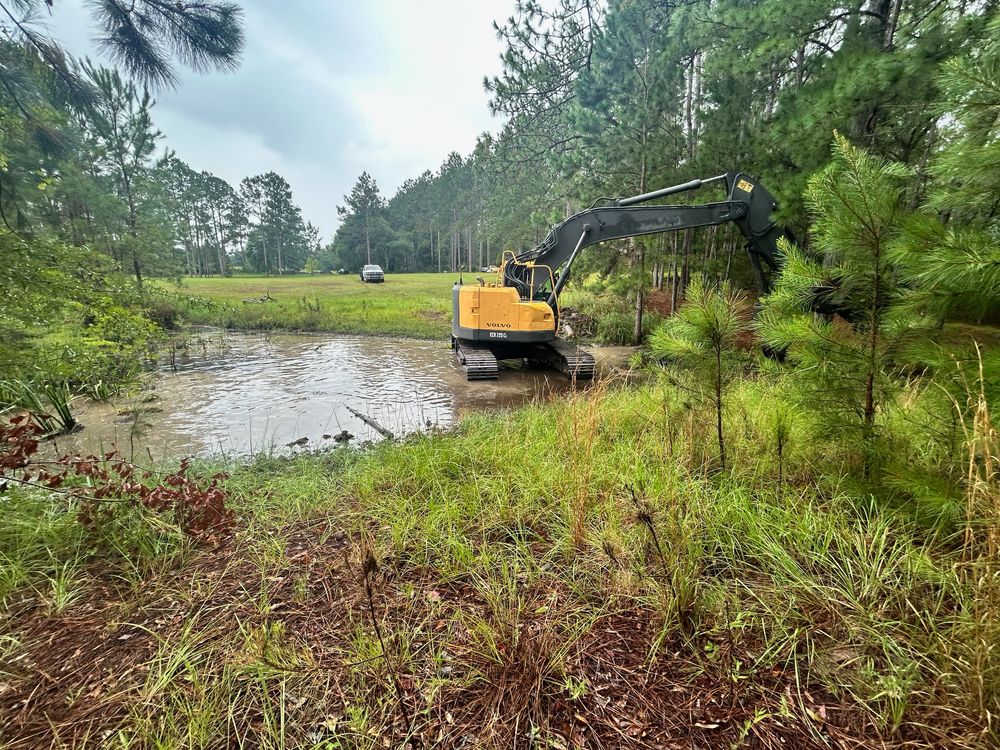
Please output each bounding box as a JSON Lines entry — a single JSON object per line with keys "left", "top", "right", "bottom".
{"left": 163, "top": 273, "right": 464, "bottom": 339}
{"left": 1, "top": 369, "right": 997, "bottom": 748}
{"left": 160, "top": 273, "right": 662, "bottom": 344}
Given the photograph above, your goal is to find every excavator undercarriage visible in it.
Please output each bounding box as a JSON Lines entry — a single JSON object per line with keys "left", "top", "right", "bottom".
{"left": 453, "top": 338, "right": 596, "bottom": 381}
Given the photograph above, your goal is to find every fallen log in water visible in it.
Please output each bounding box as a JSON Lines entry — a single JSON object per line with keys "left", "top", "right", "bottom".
{"left": 345, "top": 405, "right": 395, "bottom": 440}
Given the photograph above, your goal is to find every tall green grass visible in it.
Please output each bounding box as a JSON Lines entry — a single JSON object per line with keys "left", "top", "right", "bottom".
{"left": 0, "top": 379, "right": 77, "bottom": 433}
{"left": 1, "top": 367, "right": 996, "bottom": 746}
{"left": 165, "top": 273, "right": 672, "bottom": 343}
{"left": 561, "top": 287, "right": 666, "bottom": 344}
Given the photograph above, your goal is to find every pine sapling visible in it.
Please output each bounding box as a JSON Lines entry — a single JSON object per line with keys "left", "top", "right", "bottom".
{"left": 757, "top": 134, "right": 934, "bottom": 478}
{"left": 649, "top": 278, "right": 751, "bottom": 471}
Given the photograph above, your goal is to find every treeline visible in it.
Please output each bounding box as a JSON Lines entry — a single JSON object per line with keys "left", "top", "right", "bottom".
{"left": 327, "top": 156, "right": 488, "bottom": 274}
{"left": 163, "top": 158, "right": 320, "bottom": 278}
{"left": 329, "top": 139, "right": 549, "bottom": 275}
{"left": 333, "top": 0, "right": 998, "bottom": 329}
{"left": 0, "top": 41, "right": 317, "bottom": 283}
{"left": 0, "top": 0, "right": 247, "bottom": 389}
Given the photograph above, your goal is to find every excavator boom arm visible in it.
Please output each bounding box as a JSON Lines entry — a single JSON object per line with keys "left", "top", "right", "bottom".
{"left": 512, "top": 171, "right": 787, "bottom": 300}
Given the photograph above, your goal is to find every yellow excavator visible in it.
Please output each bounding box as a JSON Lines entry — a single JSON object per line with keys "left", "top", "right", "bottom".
{"left": 451, "top": 171, "right": 790, "bottom": 380}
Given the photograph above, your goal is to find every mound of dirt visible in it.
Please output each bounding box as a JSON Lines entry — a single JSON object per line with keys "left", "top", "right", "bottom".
{"left": 559, "top": 306, "right": 596, "bottom": 338}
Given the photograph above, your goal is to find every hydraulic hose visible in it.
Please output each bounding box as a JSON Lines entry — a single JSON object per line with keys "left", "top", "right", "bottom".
{"left": 547, "top": 224, "right": 591, "bottom": 308}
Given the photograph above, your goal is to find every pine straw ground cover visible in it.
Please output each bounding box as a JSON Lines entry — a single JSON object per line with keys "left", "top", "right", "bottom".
{"left": 2, "top": 518, "right": 858, "bottom": 749}
{"left": 1, "top": 379, "right": 998, "bottom": 748}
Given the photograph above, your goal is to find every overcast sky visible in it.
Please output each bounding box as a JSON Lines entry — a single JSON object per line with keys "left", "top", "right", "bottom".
{"left": 44, "top": 1, "right": 512, "bottom": 241}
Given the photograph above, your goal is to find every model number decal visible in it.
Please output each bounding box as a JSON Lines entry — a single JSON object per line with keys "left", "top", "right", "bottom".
{"left": 488, "top": 332, "right": 508, "bottom": 339}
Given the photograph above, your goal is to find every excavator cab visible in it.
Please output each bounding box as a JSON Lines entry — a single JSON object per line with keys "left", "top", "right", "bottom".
{"left": 452, "top": 258, "right": 558, "bottom": 344}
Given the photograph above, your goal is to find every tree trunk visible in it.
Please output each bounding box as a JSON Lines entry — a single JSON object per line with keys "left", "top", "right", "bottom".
{"left": 685, "top": 55, "right": 696, "bottom": 162}
{"left": 862, "top": 234, "right": 885, "bottom": 477}
{"left": 633, "top": 242, "right": 645, "bottom": 344}
{"left": 884, "top": 0, "right": 903, "bottom": 49}
{"left": 910, "top": 124, "right": 937, "bottom": 210}
{"left": 715, "top": 344, "right": 726, "bottom": 470}
{"left": 633, "top": 283, "right": 644, "bottom": 345}
{"left": 633, "top": 125, "right": 648, "bottom": 345}
{"left": 702, "top": 227, "right": 713, "bottom": 278}
{"left": 670, "top": 251, "right": 679, "bottom": 313}
{"left": 217, "top": 244, "right": 226, "bottom": 277}
{"left": 856, "top": 0, "right": 893, "bottom": 142}
{"left": 124, "top": 185, "right": 142, "bottom": 289}
{"left": 681, "top": 229, "right": 692, "bottom": 294}
{"left": 365, "top": 210, "right": 371, "bottom": 265}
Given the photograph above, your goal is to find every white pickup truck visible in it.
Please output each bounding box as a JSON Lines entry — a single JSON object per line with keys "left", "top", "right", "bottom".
{"left": 359, "top": 264, "right": 384, "bottom": 283}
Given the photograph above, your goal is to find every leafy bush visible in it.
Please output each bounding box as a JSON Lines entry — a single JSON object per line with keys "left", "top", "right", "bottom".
{"left": 1, "top": 415, "right": 232, "bottom": 541}
{"left": 0, "top": 231, "right": 164, "bottom": 391}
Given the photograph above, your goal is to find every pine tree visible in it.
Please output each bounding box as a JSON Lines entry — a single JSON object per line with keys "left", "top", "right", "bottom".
{"left": 890, "top": 14, "right": 1000, "bottom": 321}
{"left": 485, "top": 0, "right": 601, "bottom": 167}
{"left": 757, "top": 134, "right": 932, "bottom": 475}
{"left": 567, "top": 0, "right": 685, "bottom": 343}
{"left": 242, "top": 172, "right": 308, "bottom": 274}
{"left": 338, "top": 173, "right": 384, "bottom": 266}
{"left": 80, "top": 64, "right": 161, "bottom": 287}
{"left": 649, "top": 278, "right": 752, "bottom": 470}
{"left": 0, "top": 0, "right": 243, "bottom": 92}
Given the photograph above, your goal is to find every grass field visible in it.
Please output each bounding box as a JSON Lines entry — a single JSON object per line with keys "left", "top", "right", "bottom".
{"left": 3, "top": 276, "right": 998, "bottom": 747}
{"left": 159, "top": 273, "right": 656, "bottom": 344}
{"left": 163, "top": 273, "right": 464, "bottom": 339}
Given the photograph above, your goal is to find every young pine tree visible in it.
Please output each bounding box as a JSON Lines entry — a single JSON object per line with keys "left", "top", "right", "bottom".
{"left": 649, "top": 278, "right": 751, "bottom": 471}
{"left": 757, "top": 134, "right": 933, "bottom": 476}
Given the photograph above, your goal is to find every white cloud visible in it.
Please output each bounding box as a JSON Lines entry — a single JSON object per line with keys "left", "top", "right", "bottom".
{"left": 41, "top": 0, "right": 512, "bottom": 242}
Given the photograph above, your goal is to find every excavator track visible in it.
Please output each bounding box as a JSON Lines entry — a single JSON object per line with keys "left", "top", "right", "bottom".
{"left": 549, "top": 340, "right": 596, "bottom": 380}
{"left": 530, "top": 339, "right": 595, "bottom": 381}
{"left": 454, "top": 340, "right": 499, "bottom": 380}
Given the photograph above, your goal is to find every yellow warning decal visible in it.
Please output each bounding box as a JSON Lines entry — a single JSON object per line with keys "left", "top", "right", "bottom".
{"left": 736, "top": 178, "right": 754, "bottom": 194}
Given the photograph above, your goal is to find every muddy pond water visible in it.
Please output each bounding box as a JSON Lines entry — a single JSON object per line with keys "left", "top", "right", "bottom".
{"left": 53, "top": 330, "right": 633, "bottom": 461}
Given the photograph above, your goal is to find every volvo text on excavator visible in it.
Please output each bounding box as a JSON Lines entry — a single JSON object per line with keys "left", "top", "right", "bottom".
{"left": 451, "top": 171, "right": 790, "bottom": 380}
